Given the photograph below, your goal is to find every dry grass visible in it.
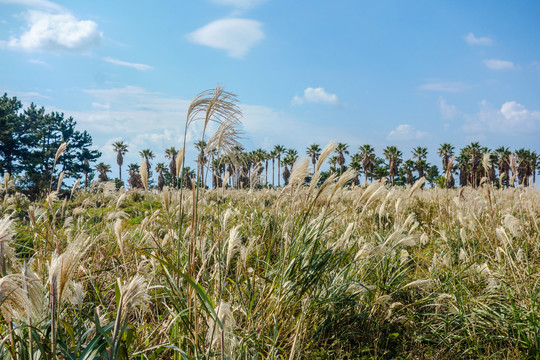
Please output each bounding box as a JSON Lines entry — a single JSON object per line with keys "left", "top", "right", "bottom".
{"left": 0, "top": 177, "right": 538, "bottom": 359}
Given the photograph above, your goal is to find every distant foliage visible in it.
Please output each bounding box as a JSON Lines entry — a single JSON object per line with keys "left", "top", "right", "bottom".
{"left": 0, "top": 94, "right": 101, "bottom": 198}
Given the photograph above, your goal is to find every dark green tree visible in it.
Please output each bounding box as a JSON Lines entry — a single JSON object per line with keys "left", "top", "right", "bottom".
{"left": 19, "top": 105, "right": 100, "bottom": 197}
{"left": 0, "top": 94, "right": 26, "bottom": 175}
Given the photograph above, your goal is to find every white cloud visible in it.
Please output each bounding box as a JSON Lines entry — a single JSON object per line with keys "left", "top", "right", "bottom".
{"left": 27, "top": 58, "right": 48, "bottom": 66}
{"left": 463, "top": 100, "right": 540, "bottom": 134}
{"left": 464, "top": 33, "right": 493, "bottom": 46}
{"left": 438, "top": 97, "right": 460, "bottom": 120}
{"left": 292, "top": 87, "right": 339, "bottom": 105}
{"left": 6, "top": 10, "right": 102, "bottom": 53}
{"left": 386, "top": 124, "right": 429, "bottom": 142}
{"left": 210, "top": 0, "right": 265, "bottom": 9}
{"left": 102, "top": 57, "right": 153, "bottom": 71}
{"left": 483, "top": 59, "right": 516, "bottom": 70}
{"left": 186, "top": 18, "right": 264, "bottom": 58}
{"left": 91, "top": 102, "right": 110, "bottom": 110}
{"left": 418, "top": 81, "right": 467, "bottom": 93}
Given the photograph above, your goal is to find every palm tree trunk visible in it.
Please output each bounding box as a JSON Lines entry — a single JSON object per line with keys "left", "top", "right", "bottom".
{"left": 272, "top": 159, "right": 275, "bottom": 187}
{"left": 277, "top": 156, "right": 281, "bottom": 187}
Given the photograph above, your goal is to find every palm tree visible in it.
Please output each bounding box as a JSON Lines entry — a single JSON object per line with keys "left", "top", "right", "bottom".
{"left": 358, "top": 144, "right": 376, "bottom": 182}
{"left": 455, "top": 151, "right": 470, "bottom": 187}
{"left": 273, "top": 145, "right": 286, "bottom": 187}
{"left": 349, "top": 153, "right": 362, "bottom": 186}
{"left": 262, "top": 150, "right": 270, "bottom": 185}
{"left": 155, "top": 163, "right": 166, "bottom": 190}
{"left": 463, "top": 142, "right": 483, "bottom": 187}
{"left": 127, "top": 163, "right": 142, "bottom": 189}
{"left": 335, "top": 143, "right": 349, "bottom": 175}
{"left": 438, "top": 143, "right": 455, "bottom": 174}
{"left": 530, "top": 151, "right": 538, "bottom": 186}
{"left": 253, "top": 148, "right": 266, "bottom": 179}
{"left": 285, "top": 149, "right": 298, "bottom": 170}
{"left": 515, "top": 148, "right": 533, "bottom": 186}
{"left": 182, "top": 166, "right": 196, "bottom": 189}
{"left": 194, "top": 140, "right": 207, "bottom": 188}
{"left": 211, "top": 157, "right": 225, "bottom": 188}
{"left": 402, "top": 159, "right": 416, "bottom": 186}
{"left": 269, "top": 149, "right": 277, "bottom": 187}
{"left": 412, "top": 146, "right": 428, "bottom": 179}
{"left": 95, "top": 162, "right": 111, "bottom": 182}
{"left": 81, "top": 149, "right": 92, "bottom": 188}
{"left": 494, "top": 147, "right": 511, "bottom": 187}
{"left": 281, "top": 155, "right": 293, "bottom": 185}
{"left": 165, "top": 147, "right": 178, "bottom": 187}
{"left": 112, "top": 141, "right": 128, "bottom": 182}
{"left": 306, "top": 144, "right": 322, "bottom": 174}
{"left": 139, "top": 149, "right": 155, "bottom": 180}
{"left": 328, "top": 156, "right": 339, "bottom": 175}
{"left": 383, "top": 145, "right": 402, "bottom": 186}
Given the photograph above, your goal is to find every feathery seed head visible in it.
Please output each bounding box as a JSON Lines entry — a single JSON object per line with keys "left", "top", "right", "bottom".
{"left": 140, "top": 159, "right": 148, "bottom": 191}
{"left": 316, "top": 141, "right": 337, "bottom": 172}
{"left": 176, "top": 149, "right": 184, "bottom": 179}
{"left": 54, "top": 142, "right": 67, "bottom": 166}
{"left": 70, "top": 179, "right": 81, "bottom": 198}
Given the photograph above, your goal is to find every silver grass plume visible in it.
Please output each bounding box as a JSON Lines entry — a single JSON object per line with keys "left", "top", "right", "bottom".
{"left": 316, "top": 141, "right": 337, "bottom": 173}
{"left": 222, "top": 172, "right": 230, "bottom": 190}
{"left": 140, "top": 159, "right": 148, "bottom": 191}
{"left": 225, "top": 225, "right": 241, "bottom": 274}
{"left": 407, "top": 177, "right": 426, "bottom": 198}
{"left": 176, "top": 149, "right": 185, "bottom": 179}
{"left": 115, "top": 193, "right": 126, "bottom": 211}
{"left": 503, "top": 214, "right": 521, "bottom": 237}
{"left": 114, "top": 219, "right": 125, "bottom": 260}
{"left": 110, "top": 275, "right": 149, "bottom": 358}
{"left": 3, "top": 172, "right": 8, "bottom": 191}
{"left": 54, "top": 142, "right": 67, "bottom": 166}
{"left": 162, "top": 186, "right": 170, "bottom": 211}
{"left": 403, "top": 279, "right": 434, "bottom": 290}
{"left": 56, "top": 171, "right": 65, "bottom": 192}
{"left": 0, "top": 216, "right": 14, "bottom": 276}
{"left": 0, "top": 276, "right": 29, "bottom": 323}
{"left": 70, "top": 179, "right": 81, "bottom": 198}
{"left": 206, "top": 118, "right": 243, "bottom": 157}
{"left": 288, "top": 158, "right": 310, "bottom": 188}
{"left": 186, "top": 85, "right": 242, "bottom": 138}
{"left": 207, "top": 301, "right": 236, "bottom": 353}
{"left": 482, "top": 152, "right": 492, "bottom": 175}
{"left": 118, "top": 275, "right": 149, "bottom": 322}
{"left": 49, "top": 234, "right": 88, "bottom": 307}
{"left": 22, "top": 263, "right": 48, "bottom": 321}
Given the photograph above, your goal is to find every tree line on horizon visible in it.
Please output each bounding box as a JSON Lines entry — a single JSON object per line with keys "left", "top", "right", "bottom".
{"left": 100, "top": 140, "right": 538, "bottom": 191}
{"left": 1, "top": 93, "right": 538, "bottom": 198}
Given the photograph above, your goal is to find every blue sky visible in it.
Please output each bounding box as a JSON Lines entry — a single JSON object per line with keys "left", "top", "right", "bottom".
{"left": 1, "top": 0, "right": 539, "bottom": 172}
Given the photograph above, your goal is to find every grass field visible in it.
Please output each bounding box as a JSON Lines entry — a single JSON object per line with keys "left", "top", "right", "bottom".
{"left": 1, "top": 172, "right": 539, "bottom": 359}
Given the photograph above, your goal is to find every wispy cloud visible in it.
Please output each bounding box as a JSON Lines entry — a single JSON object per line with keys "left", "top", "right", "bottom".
{"left": 0, "top": 0, "right": 65, "bottom": 12}
{"left": 102, "top": 57, "right": 153, "bottom": 71}
{"left": 418, "top": 81, "right": 467, "bottom": 93}
{"left": 4, "top": 10, "right": 102, "bottom": 53}
{"left": 464, "top": 32, "right": 493, "bottom": 46}
{"left": 483, "top": 59, "right": 516, "bottom": 70}
{"left": 27, "top": 58, "right": 48, "bottom": 66}
{"left": 438, "top": 97, "right": 460, "bottom": 120}
{"left": 463, "top": 100, "right": 540, "bottom": 134}
{"left": 210, "top": 0, "right": 266, "bottom": 10}
{"left": 386, "top": 124, "right": 429, "bottom": 141}
{"left": 292, "top": 87, "right": 339, "bottom": 105}
{"left": 186, "top": 18, "right": 264, "bottom": 58}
